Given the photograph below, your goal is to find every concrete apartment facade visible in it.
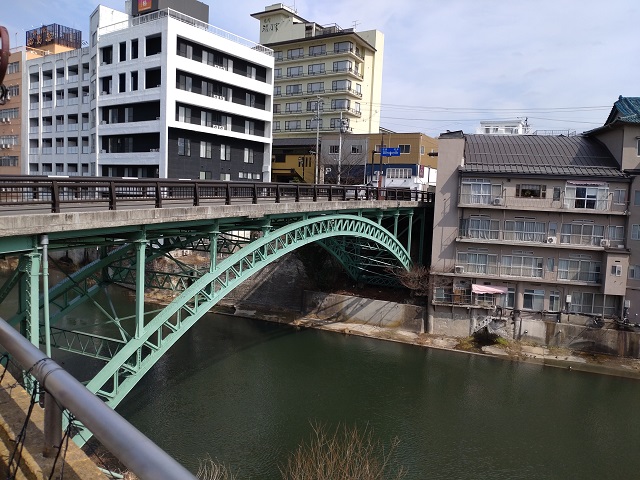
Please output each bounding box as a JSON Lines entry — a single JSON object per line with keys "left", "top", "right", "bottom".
{"left": 25, "top": 1, "right": 274, "bottom": 181}
{"left": 430, "top": 127, "right": 630, "bottom": 340}
{"left": 0, "top": 50, "right": 25, "bottom": 175}
{"left": 251, "top": 3, "right": 384, "bottom": 140}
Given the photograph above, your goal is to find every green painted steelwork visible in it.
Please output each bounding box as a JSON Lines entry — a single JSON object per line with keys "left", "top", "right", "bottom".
{"left": 61, "top": 214, "right": 411, "bottom": 445}
{"left": 0, "top": 203, "right": 424, "bottom": 446}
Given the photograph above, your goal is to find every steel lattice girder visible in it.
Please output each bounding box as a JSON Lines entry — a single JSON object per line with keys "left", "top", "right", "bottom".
{"left": 68, "top": 214, "right": 411, "bottom": 445}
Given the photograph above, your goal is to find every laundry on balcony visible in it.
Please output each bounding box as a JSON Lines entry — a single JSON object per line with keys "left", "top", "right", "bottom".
{"left": 471, "top": 284, "right": 508, "bottom": 295}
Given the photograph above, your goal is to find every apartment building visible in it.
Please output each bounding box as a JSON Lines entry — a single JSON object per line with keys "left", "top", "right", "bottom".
{"left": 251, "top": 3, "right": 383, "bottom": 140}
{"left": 431, "top": 131, "right": 630, "bottom": 337}
{"left": 476, "top": 119, "right": 530, "bottom": 135}
{"left": 0, "top": 50, "right": 25, "bottom": 174}
{"left": 586, "top": 96, "right": 640, "bottom": 321}
{"left": 25, "top": 1, "right": 274, "bottom": 180}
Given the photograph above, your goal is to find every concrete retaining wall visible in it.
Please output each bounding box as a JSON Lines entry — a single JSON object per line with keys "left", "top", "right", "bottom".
{"left": 303, "top": 291, "right": 424, "bottom": 332}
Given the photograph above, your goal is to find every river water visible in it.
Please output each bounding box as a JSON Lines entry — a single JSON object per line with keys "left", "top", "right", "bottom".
{"left": 3, "top": 279, "right": 640, "bottom": 479}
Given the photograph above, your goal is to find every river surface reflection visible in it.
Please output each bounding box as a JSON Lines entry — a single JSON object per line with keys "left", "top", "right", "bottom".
{"left": 2, "top": 277, "right": 640, "bottom": 479}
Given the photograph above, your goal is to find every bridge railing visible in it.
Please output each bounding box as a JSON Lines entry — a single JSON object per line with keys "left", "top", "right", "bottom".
{"left": 0, "top": 176, "right": 434, "bottom": 213}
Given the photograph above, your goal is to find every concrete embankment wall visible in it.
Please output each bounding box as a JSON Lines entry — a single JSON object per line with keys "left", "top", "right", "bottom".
{"left": 302, "top": 291, "right": 424, "bottom": 332}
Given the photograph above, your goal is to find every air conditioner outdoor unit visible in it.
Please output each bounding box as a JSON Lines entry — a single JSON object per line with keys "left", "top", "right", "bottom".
{"left": 454, "top": 265, "right": 465, "bottom": 274}
{"left": 547, "top": 237, "right": 557, "bottom": 244}
{"left": 600, "top": 239, "right": 610, "bottom": 247}
{"left": 492, "top": 197, "right": 503, "bottom": 206}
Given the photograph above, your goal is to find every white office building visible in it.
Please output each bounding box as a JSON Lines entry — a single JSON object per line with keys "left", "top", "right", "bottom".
{"left": 25, "top": 0, "right": 275, "bottom": 180}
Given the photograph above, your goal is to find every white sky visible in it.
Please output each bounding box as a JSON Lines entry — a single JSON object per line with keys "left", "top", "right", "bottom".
{"left": 4, "top": 0, "right": 638, "bottom": 137}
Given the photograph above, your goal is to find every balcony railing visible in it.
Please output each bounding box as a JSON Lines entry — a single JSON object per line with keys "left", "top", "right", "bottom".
{"left": 458, "top": 193, "right": 624, "bottom": 214}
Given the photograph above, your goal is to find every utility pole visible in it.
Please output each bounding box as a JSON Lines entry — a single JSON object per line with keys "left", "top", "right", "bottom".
{"left": 314, "top": 96, "right": 322, "bottom": 184}
{"left": 337, "top": 111, "right": 343, "bottom": 185}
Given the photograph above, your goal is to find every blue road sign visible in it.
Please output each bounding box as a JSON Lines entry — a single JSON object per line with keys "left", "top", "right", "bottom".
{"left": 381, "top": 147, "right": 400, "bottom": 157}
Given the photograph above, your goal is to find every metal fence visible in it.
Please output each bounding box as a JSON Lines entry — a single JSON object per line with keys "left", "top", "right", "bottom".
{"left": 0, "top": 176, "right": 434, "bottom": 213}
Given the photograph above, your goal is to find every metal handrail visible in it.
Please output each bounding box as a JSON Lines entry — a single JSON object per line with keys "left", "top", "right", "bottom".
{"left": 0, "top": 315, "right": 197, "bottom": 480}
{"left": 0, "top": 176, "right": 434, "bottom": 213}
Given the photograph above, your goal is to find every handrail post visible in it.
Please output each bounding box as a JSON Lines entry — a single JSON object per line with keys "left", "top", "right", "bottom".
{"left": 328, "top": 186, "right": 332, "bottom": 202}
{"left": 275, "top": 184, "right": 281, "bottom": 203}
{"left": 43, "top": 391, "right": 62, "bottom": 457}
{"left": 194, "top": 182, "right": 200, "bottom": 206}
{"left": 252, "top": 183, "right": 258, "bottom": 204}
{"left": 51, "top": 181, "right": 60, "bottom": 213}
{"left": 295, "top": 184, "right": 300, "bottom": 202}
{"left": 313, "top": 185, "right": 318, "bottom": 202}
{"left": 225, "top": 183, "right": 231, "bottom": 205}
{"left": 155, "top": 182, "right": 162, "bottom": 208}
{"left": 109, "top": 182, "right": 117, "bottom": 210}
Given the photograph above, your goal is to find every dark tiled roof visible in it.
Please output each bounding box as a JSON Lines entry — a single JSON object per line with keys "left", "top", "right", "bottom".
{"left": 462, "top": 134, "right": 625, "bottom": 178}
{"left": 605, "top": 96, "right": 640, "bottom": 125}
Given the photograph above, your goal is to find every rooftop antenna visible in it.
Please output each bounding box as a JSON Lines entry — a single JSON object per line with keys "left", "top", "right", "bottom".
{"left": 352, "top": 20, "right": 361, "bottom": 30}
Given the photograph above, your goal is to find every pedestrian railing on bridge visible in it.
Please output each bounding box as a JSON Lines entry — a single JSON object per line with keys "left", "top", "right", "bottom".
{"left": 0, "top": 176, "right": 434, "bottom": 214}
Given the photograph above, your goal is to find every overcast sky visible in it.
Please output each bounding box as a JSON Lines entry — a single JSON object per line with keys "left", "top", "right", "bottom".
{"left": 5, "top": 0, "right": 637, "bottom": 137}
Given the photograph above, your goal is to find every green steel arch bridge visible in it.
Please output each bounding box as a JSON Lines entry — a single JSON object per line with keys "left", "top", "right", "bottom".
{"left": 0, "top": 176, "right": 433, "bottom": 445}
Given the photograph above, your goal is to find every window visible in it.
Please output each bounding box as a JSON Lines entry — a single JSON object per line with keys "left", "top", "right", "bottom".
{"left": 613, "top": 189, "right": 626, "bottom": 205}
{"left": 6, "top": 85, "right": 18, "bottom": 97}
{"left": 505, "top": 288, "right": 515, "bottom": 308}
{"left": 504, "top": 218, "right": 546, "bottom": 242}
{"left": 308, "top": 63, "right": 325, "bottom": 75}
{"left": 351, "top": 145, "right": 362, "bottom": 154}
{"left": 460, "top": 216, "right": 499, "bottom": 240}
{"left": 553, "top": 186, "right": 561, "bottom": 201}
{"left": 274, "top": 51, "right": 283, "bottom": 61}
{"left": 307, "top": 82, "right": 324, "bottom": 93}
{"left": 306, "top": 118, "right": 322, "bottom": 129}
{"left": 516, "top": 184, "right": 546, "bottom": 198}
{"left": 565, "top": 184, "right": 608, "bottom": 210}
{"left": 287, "top": 66, "right": 303, "bottom": 77}
{"left": 560, "top": 222, "right": 604, "bottom": 246}
{"left": 220, "top": 173, "right": 230, "bottom": 181}
{"left": 131, "top": 39, "right": 139, "bottom": 59}
{"left": 285, "top": 102, "right": 301, "bottom": 113}
{"left": 178, "top": 138, "right": 190, "bottom": 156}
{"left": 274, "top": 68, "right": 282, "bottom": 79}
{"left": 177, "top": 73, "right": 192, "bottom": 92}
{"left": 460, "top": 178, "right": 502, "bottom": 205}
{"left": 611, "top": 264, "right": 622, "bottom": 277}
{"left": 245, "top": 120, "right": 255, "bottom": 135}
{"left": 274, "top": 104, "right": 281, "bottom": 113}
{"left": 558, "top": 259, "right": 601, "bottom": 283}
{"left": 633, "top": 225, "right": 640, "bottom": 240}
{"left": 177, "top": 105, "right": 191, "bottom": 123}
{"left": 286, "top": 84, "right": 302, "bottom": 95}
{"left": 501, "top": 255, "right": 543, "bottom": 278}
{"left": 119, "top": 42, "right": 127, "bottom": 61}
{"left": 287, "top": 48, "right": 303, "bottom": 59}
{"left": 119, "top": 73, "right": 126, "bottom": 92}
{"left": 329, "top": 145, "right": 340, "bottom": 154}
{"left": 220, "top": 144, "right": 230, "bottom": 161}
{"left": 309, "top": 45, "right": 326, "bottom": 56}
{"left": 274, "top": 86, "right": 281, "bottom": 96}
{"left": 246, "top": 65, "right": 256, "bottom": 79}
{"left": 399, "top": 144, "right": 411, "bottom": 154}
{"left": 638, "top": 139, "right": 640, "bottom": 156}
{"left": 200, "top": 141, "right": 212, "bottom": 159}
{"left": 420, "top": 145, "right": 425, "bottom": 155}
{"left": 307, "top": 100, "right": 323, "bottom": 112}
{"left": 330, "top": 117, "right": 349, "bottom": 129}
{"left": 273, "top": 121, "right": 280, "bottom": 132}
{"left": 131, "top": 71, "right": 138, "bottom": 91}
{"left": 547, "top": 257, "right": 555, "bottom": 274}
{"left": 7, "top": 62, "right": 19, "bottom": 74}
{"left": 523, "top": 289, "right": 544, "bottom": 311}
{"left": 244, "top": 148, "right": 254, "bottom": 164}
{"left": 570, "top": 292, "right": 618, "bottom": 316}
{"left": 387, "top": 168, "right": 413, "bottom": 179}
{"left": 609, "top": 225, "right": 625, "bottom": 242}
{"left": 456, "top": 251, "right": 498, "bottom": 275}
{"left": 331, "top": 99, "right": 350, "bottom": 110}
{"left": 285, "top": 120, "right": 301, "bottom": 131}
{"left": 201, "top": 111, "right": 213, "bottom": 127}
{"left": 630, "top": 265, "right": 640, "bottom": 280}
{"left": 333, "top": 60, "right": 352, "bottom": 72}
{"left": 549, "top": 291, "right": 560, "bottom": 312}
{"left": 334, "top": 41, "right": 353, "bottom": 53}
{"left": 332, "top": 79, "right": 351, "bottom": 91}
